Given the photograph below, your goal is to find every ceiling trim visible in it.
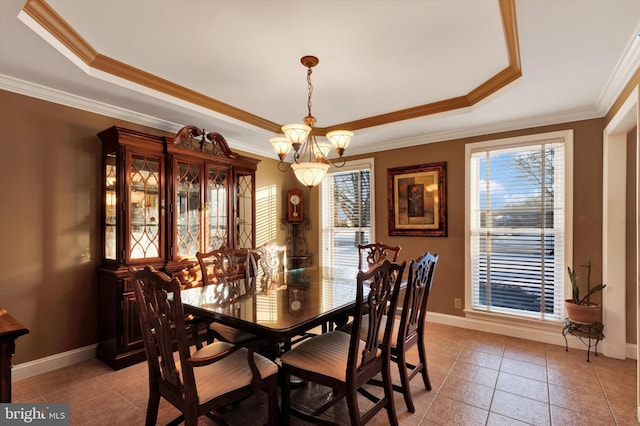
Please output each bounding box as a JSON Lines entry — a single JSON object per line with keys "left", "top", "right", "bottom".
{"left": 324, "top": 0, "right": 521, "bottom": 133}
{"left": 21, "top": 0, "right": 521, "bottom": 136}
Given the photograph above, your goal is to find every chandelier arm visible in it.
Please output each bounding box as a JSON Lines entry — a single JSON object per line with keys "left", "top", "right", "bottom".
{"left": 328, "top": 156, "right": 346, "bottom": 168}
{"left": 277, "top": 161, "right": 291, "bottom": 172}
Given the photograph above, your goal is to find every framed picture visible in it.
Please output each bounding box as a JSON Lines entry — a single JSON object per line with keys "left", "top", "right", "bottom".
{"left": 387, "top": 162, "right": 447, "bottom": 237}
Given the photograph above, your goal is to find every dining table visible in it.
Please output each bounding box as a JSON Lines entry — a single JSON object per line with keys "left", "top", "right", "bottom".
{"left": 180, "top": 265, "right": 363, "bottom": 352}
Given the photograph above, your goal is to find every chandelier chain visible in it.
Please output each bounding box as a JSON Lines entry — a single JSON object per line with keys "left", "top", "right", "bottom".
{"left": 307, "top": 66, "right": 314, "bottom": 120}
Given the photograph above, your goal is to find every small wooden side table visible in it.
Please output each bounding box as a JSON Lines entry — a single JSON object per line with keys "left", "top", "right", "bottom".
{"left": 562, "top": 319, "right": 604, "bottom": 362}
{"left": 0, "top": 308, "right": 29, "bottom": 402}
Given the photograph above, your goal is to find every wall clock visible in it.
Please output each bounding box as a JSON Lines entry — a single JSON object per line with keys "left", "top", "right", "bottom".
{"left": 287, "top": 188, "right": 304, "bottom": 222}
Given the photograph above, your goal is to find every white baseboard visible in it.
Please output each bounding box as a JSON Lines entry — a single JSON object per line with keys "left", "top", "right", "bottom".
{"left": 11, "top": 344, "right": 97, "bottom": 382}
{"left": 426, "top": 312, "right": 638, "bottom": 360}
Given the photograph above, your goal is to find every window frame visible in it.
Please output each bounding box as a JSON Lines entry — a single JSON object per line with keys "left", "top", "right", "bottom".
{"left": 318, "top": 158, "right": 375, "bottom": 268}
{"left": 464, "top": 130, "right": 574, "bottom": 326}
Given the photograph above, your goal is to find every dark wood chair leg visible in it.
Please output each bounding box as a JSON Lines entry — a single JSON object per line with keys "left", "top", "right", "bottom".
{"left": 383, "top": 364, "right": 399, "bottom": 426}
{"left": 145, "top": 387, "right": 161, "bottom": 426}
{"left": 418, "top": 340, "right": 431, "bottom": 391}
{"left": 346, "top": 386, "right": 361, "bottom": 426}
{"left": 396, "top": 350, "right": 415, "bottom": 413}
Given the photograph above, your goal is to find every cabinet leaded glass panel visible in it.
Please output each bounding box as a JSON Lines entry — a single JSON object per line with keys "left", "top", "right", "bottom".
{"left": 205, "top": 166, "right": 228, "bottom": 251}
{"left": 129, "top": 154, "right": 161, "bottom": 260}
{"left": 176, "top": 160, "right": 202, "bottom": 256}
{"left": 235, "top": 173, "right": 254, "bottom": 248}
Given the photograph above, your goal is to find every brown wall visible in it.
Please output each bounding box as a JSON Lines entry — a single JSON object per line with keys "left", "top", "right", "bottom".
{"left": 324, "top": 119, "right": 610, "bottom": 318}
{"left": 0, "top": 87, "right": 636, "bottom": 363}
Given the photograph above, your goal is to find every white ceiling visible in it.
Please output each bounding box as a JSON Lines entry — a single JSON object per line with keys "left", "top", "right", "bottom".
{"left": 1, "top": 0, "right": 639, "bottom": 159}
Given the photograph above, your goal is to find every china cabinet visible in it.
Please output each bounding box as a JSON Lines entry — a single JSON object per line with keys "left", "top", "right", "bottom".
{"left": 96, "top": 125, "right": 258, "bottom": 369}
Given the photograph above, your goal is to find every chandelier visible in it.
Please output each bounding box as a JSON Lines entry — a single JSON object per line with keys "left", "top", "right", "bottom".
{"left": 270, "top": 55, "right": 353, "bottom": 188}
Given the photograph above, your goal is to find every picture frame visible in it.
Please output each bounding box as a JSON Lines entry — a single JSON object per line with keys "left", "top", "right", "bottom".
{"left": 387, "top": 162, "right": 447, "bottom": 237}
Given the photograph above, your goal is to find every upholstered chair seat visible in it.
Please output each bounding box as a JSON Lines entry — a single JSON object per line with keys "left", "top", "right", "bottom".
{"left": 280, "top": 331, "right": 370, "bottom": 382}
{"left": 176, "top": 341, "right": 278, "bottom": 403}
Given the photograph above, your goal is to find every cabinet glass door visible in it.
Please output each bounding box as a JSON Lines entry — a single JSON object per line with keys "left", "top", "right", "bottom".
{"left": 205, "top": 165, "right": 229, "bottom": 251}
{"left": 128, "top": 154, "right": 161, "bottom": 260}
{"left": 176, "top": 160, "right": 201, "bottom": 257}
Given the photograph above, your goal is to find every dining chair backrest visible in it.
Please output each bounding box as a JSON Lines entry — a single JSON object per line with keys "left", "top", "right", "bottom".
{"left": 196, "top": 246, "right": 254, "bottom": 286}
{"left": 399, "top": 251, "right": 438, "bottom": 348}
{"left": 391, "top": 251, "right": 438, "bottom": 413}
{"left": 358, "top": 242, "right": 401, "bottom": 270}
{"left": 196, "top": 247, "right": 256, "bottom": 309}
{"left": 251, "top": 243, "right": 287, "bottom": 292}
{"left": 129, "top": 265, "right": 193, "bottom": 393}
{"left": 349, "top": 259, "right": 406, "bottom": 380}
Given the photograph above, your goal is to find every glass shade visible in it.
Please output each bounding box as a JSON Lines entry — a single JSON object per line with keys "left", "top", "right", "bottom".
{"left": 282, "top": 124, "right": 311, "bottom": 145}
{"left": 291, "top": 161, "right": 330, "bottom": 188}
{"left": 312, "top": 142, "right": 332, "bottom": 159}
{"left": 270, "top": 137, "right": 292, "bottom": 159}
{"left": 326, "top": 130, "right": 353, "bottom": 151}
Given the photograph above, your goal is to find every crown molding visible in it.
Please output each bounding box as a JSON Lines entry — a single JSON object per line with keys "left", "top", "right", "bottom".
{"left": 597, "top": 25, "right": 640, "bottom": 111}
{"left": 0, "top": 74, "right": 181, "bottom": 133}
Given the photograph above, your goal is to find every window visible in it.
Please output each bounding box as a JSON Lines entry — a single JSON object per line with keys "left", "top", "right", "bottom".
{"left": 465, "top": 130, "right": 573, "bottom": 322}
{"left": 320, "top": 159, "right": 374, "bottom": 273}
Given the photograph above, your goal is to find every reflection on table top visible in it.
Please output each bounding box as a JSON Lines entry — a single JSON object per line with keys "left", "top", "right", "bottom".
{"left": 180, "top": 266, "right": 360, "bottom": 339}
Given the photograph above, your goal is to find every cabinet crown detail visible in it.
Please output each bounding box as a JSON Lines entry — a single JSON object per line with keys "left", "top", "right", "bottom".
{"left": 173, "top": 125, "right": 236, "bottom": 158}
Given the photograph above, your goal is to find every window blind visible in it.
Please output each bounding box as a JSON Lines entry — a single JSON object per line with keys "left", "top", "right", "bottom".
{"left": 469, "top": 141, "right": 565, "bottom": 320}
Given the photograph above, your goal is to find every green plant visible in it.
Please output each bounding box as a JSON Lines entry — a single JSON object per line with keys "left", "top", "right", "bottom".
{"left": 567, "top": 260, "right": 606, "bottom": 305}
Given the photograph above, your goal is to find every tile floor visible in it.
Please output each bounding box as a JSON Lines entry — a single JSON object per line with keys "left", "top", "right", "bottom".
{"left": 11, "top": 322, "right": 638, "bottom": 425}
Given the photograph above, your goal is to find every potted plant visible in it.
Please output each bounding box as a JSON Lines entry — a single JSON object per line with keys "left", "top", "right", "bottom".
{"left": 565, "top": 260, "right": 606, "bottom": 324}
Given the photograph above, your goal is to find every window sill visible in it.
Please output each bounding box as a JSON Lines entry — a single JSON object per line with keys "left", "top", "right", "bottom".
{"left": 463, "top": 309, "right": 564, "bottom": 334}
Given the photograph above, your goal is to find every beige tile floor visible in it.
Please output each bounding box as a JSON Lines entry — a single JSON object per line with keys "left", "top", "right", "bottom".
{"left": 11, "top": 322, "right": 638, "bottom": 425}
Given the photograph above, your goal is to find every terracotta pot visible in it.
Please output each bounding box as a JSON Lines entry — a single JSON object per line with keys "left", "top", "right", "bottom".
{"left": 564, "top": 299, "right": 601, "bottom": 324}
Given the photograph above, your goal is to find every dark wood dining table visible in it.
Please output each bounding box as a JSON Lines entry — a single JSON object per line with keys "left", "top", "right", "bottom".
{"left": 180, "top": 266, "right": 362, "bottom": 349}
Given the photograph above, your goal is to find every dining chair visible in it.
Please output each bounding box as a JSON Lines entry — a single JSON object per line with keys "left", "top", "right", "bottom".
{"left": 128, "top": 265, "right": 279, "bottom": 426}
{"left": 251, "top": 242, "right": 288, "bottom": 294}
{"left": 196, "top": 247, "right": 257, "bottom": 344}
{"left": 339, "top": 251, "right": 438, "bottom": 413}
{"left": 357, "top": 242, "right": 401, "bottom": 271}
{"left": 384, "top": 251, "right": 439, "bottom": 412}
{"left": 280, "top": 259, "right": 406, "bottom": 426}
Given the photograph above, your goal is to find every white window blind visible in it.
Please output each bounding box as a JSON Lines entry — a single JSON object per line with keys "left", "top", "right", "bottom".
{"left": 320, "top": 159, "right": 373, "bottom": 275}
{"left": 469, "top": 138, "right": 567, "bottom": 321}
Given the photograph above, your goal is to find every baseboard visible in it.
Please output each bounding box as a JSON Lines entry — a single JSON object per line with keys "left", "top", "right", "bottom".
{"left": 426, "top": 312, "right": 638, "bottom": 360}
{"left": 11, "top": 344, "right": 97, "bottom": 382}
